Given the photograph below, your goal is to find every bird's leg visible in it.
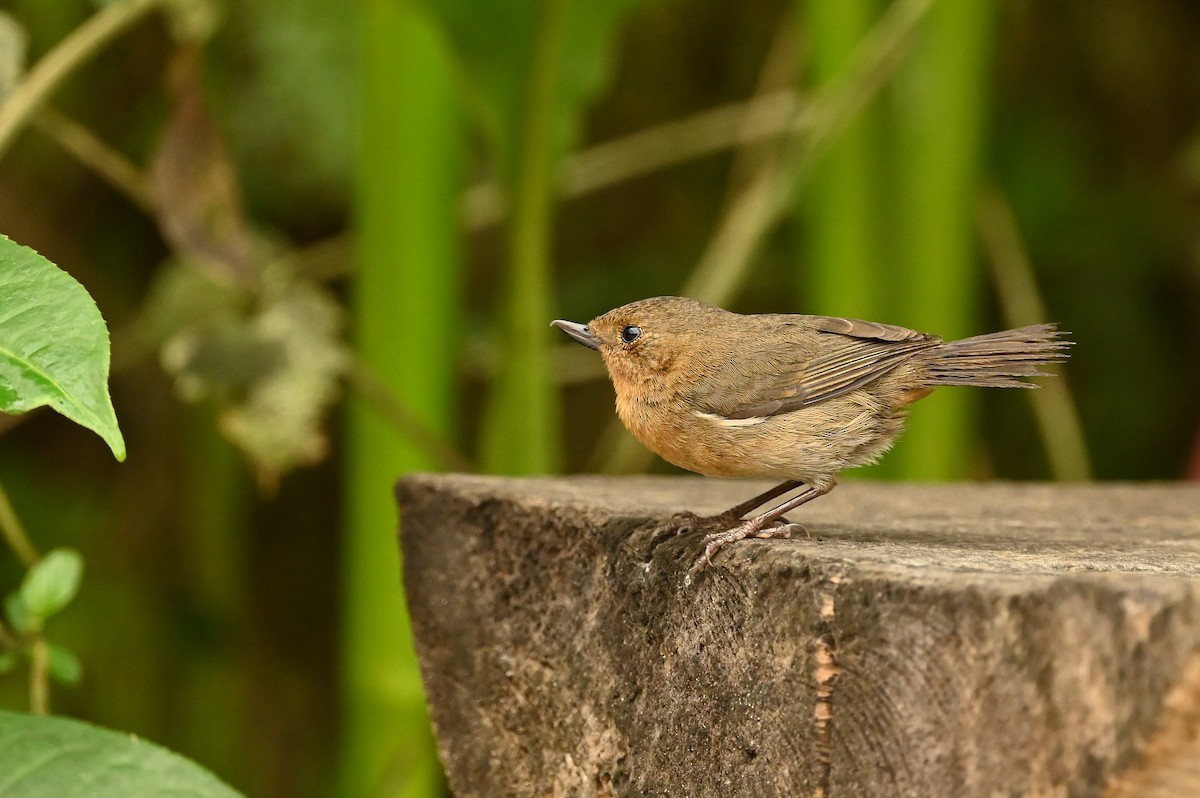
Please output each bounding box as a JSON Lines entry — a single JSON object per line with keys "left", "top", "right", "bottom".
{"left": 668, "top": 480, "right": 802, "bottom": 535}
{"left": 687, "top": 478, "right": 837, "bottom": 580}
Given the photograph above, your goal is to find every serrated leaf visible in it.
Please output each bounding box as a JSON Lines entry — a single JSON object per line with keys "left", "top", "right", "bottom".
{"left": 19, "top": 548, "right": 84, "bottom": 622}
{"left": 46, "top": 644, "right": 81, "bottom": 686}
{"left": 4, "top": 592, "right": 34, "bottom": 635}
{"left": 0, "top": 236, "right": 126, "bottom": 460}
{"left": 0, "top": 710, "right": 244, "bottom": 797}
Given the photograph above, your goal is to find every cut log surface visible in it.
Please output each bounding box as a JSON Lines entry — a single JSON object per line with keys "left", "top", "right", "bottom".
{"left": 396, "top": 476, "right": 1200, "bottom": 798}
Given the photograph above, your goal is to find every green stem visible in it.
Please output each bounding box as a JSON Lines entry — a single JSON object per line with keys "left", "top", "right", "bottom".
{"left": 0, "top": 481, "right": 51, "bottom": 715}
{"left": 29, "top": 636, "right": 48, "bottom": 715}
{"left": 801, "top": 0, "right": 884, "bottom": 318}
{"left": 800, "top": 0, "right": 895, "bottom": 479}
{"left": 480, "top": 0, "right": 566, "bottom": 474}
{"left": 342, "top": 0, "right": 463, "bottom": 793}
{"left": 977, "top": 189, "right": 1092, "bottom": 481}
{"left": 33, "top": 107, "right": 155, "bottom": 212}
{"left": 888, "top": 0, "right": 995, "bottom": 480}
{"left": 0, "top": 0, "right": 161, "bottom": 162}
{"left": 0, "top": 478, "right": 38, "bottom": 568}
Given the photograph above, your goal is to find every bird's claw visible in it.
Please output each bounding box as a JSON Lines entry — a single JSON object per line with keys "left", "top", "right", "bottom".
{"left": 655, "top": 509, "right": 736, "bottom": 541}
{"left": 685, "top": 520, "right": 803, "bottom": 583}
{"left": 667, "top": 510, "right": 703, "bottom": 536}
{"left": 761, "top": 521, "right": 808, "bottom": 540}
{"left": 647, "top": 510, "right": 725, "bottom": 559}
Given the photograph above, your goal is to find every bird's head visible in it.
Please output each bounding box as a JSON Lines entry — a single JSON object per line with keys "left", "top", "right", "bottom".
{"left": 552, "top": 296, "right": 724, "bottom": 398}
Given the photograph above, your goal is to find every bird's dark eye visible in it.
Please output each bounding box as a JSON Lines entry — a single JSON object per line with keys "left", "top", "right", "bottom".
{"left": 621, "top": 325, "right": 642, "bottom": 344}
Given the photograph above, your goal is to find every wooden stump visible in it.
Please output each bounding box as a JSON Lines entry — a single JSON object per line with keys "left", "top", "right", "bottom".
{"left": 397, "top": 476, "right": 1200, "bottom": 797}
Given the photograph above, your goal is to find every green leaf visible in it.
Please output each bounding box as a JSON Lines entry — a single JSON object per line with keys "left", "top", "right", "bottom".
{"left": 19, "top": 548, "right": 84, "bottom": 622}
{"left": 4, "top": 592, "right": 34, "bottom": 635}
{"left": 0, "top": 652, "right": 17, "bottom": 675}
{"left": 0, "top": 235, "right": 126, "bottom": 460}
{"left": 46, "top": 644, "right": 82, "bottom": 686}
{"left": 0, "top": 710, "right": 244, "bottom": 797}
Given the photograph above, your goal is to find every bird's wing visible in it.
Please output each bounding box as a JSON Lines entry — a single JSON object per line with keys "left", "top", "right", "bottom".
{"left": 805, "top": 315, "right": 931, "bottom": 343}
{"left": 697, "top": 317, "right": 941, "bottom": 419}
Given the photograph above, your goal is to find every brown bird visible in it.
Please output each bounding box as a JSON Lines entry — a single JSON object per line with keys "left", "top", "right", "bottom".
{"left": 552, "top": 296, "right": 1070, "bottom": 577}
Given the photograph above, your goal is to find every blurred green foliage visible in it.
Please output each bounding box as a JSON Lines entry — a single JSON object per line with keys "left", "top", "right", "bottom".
{"left": 0, "top": 0, "right": 1198, "bottom": 796}
{"left": 344, "top": 1, "right": 459, "bottom": 795}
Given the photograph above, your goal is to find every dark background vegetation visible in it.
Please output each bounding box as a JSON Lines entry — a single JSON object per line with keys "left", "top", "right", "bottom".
{"left": 0, "top": 0, "right": 1198, "bottom": 796}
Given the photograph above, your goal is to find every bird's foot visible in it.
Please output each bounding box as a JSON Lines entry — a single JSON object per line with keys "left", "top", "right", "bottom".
{"left": 645, "top": 510, "right": 718, "bottom": 558}
{"left": 664, "top": 509, "right": 739, "bottom": 536}
{"left": 685, "top": 520, "right": 806, "bottom": 583}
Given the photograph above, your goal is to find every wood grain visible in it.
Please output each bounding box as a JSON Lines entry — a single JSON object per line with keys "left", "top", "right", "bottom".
{"left": 397, "top": 476, "right": 1200, "bottom": 797}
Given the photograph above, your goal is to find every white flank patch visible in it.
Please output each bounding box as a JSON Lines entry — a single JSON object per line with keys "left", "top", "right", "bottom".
{"left": 693, "top": 411, "right": 768, "bottom": 428}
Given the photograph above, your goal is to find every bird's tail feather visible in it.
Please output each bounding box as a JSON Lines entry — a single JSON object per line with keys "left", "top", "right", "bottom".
{"left": 925, "top": 324, "right": 1070, "bottom": 388}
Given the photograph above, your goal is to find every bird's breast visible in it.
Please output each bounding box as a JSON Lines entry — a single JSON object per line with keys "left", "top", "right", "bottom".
{"left": 615, "top": 393, "right": 773, "bottom": 478}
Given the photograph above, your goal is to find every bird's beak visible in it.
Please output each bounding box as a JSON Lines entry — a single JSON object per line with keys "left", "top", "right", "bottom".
{"left": 551, "top": 319, "right": 601, "bottom": 350}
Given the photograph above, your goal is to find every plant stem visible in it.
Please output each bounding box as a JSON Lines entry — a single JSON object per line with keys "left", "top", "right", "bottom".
{"left": 801, "top": 0, "right": 885, "bottom": 319}
{"left": 457, "top": 1, "right": 923, "bottom": 234}
{"left": 480, "top": 0, "right": 566, "bottom": 475}
{"left": 888, "top": 0, "right": 995, "bottom": 480}
{"left": 460, "top": 90, "right": 804, "bottom": 230}
{"left": 0, "top": 0, "right": 160, "bottom": 162}
{"left": 0, "top": 478, "right": 38, "bottom": 568}
{"left": 343, "top": 0, "right": 463, "bottom": 793}
{"left": 0, "top": 480, "right": 51, "bottom": 713}
{"left": 29, "top": 636, "right": 49, "bottom": 714}
{"left": 977, "top": 189, "right": 1092, "bottom": 481}
{"left": 33, "top": 106, "right": 155, "bottom": 212}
